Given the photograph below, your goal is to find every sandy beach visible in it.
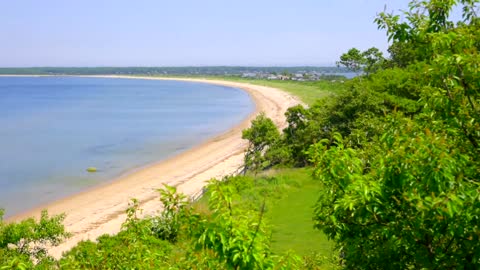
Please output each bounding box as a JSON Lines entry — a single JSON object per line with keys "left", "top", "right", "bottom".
{"left": 7, "top": 76, "right": 302, "bottom": 258}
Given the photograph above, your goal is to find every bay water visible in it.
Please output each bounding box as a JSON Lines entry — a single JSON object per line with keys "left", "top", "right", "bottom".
{"left": 0, "top": 77, "right": 254, "bottom": 217}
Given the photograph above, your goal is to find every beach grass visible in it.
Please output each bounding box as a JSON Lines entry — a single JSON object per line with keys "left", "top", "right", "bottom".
{"left": 217, "top": 78, "right": 346, "bottom": 105}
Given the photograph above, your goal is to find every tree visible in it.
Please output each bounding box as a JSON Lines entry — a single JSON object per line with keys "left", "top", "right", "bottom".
{"left": 0, "top": 209, "right": 69, "bottom": 268}
{"left": 309, "top": 123, "right": 480, "bottom": 268}
{"left": 385, "top": 41, "right": 418, "bottom": 67}
{"left": 336, "top": 48, "right": 364, "bottom": 74}
{"left": 309, "top": 0, "right": 480, "bottom": 268}
{"left": 362, "top": 47, "right": 385, "bottom": 74}
{"left": 337, "top": 47, "right": 385, "bottom": 75}
{"left": 241, "top": 113, "right": 280, "bottom": 174}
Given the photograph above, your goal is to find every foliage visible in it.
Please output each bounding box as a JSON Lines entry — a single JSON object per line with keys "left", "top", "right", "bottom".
{"left": 61, "top": 211, "right": 172, "bottom": 269}
{"left": 362, "top": 47, "right": 386, "bottom": 75}
{"left": 252, "top": 67, "right": 422, "bottom": 167}
{"left": 301, "top": 251, "right": 341, "bottom": 270}
{"left": 337, "top": 48, "right": 364, "bottom": 73}
{"left": 193, "top": 179, "right": 274, "bottom": 269}
{"left": 61, "top": 189, "right": 193, "bottom": 269}
{"left": 217, "top": 77, "right": 347, "bottom": 105}
{"left": 0, "top": 210, "right": 68, "bottom": 268}
{"left": 233, "top": 1, "right": 480, "bottom": 268}
{"left": 309, "top": 121, "right": 480, "bottom": 268}
{"left": 151, "top": 185, "right": 190, "bottom": 243}
{"left": 196, "top": 171, "right": 335, "bottom": 269}
{"left": 242, "top": 113, "right": 281, "bottom": 173}
{"left": 385, "top": 41, "right": 419, "bottom": 67}
{"left": 337, "top": 47, "right": 385, "bottom": 75}
{"left": 423, "top": 19, "right": 480, "bottom": 151}
{"left": 303, "top": 0, "right": 480, "bottom": 268}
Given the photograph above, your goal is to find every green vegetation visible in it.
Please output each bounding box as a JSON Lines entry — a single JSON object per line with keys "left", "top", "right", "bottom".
{"left": 194, "top": 169, "right": 333, "bottom": 258}
{"left": 191, "top": 170, "right": 337, "bottom": 268}
{"left": 264, "top": 169, "right": 332, "bottom": 256}
{"left": 233, "top": 0, "right": 480, "bottom": 268}
{"left": 1, "top": 0, "right": 479, "bottom": 268}
{"left": 243, "top": 1, "right": 479, "bottom": 268}
{"left": 214, "top": 77, "right": 347, "bottom": 105}
{"left": 337, "top": 47, "right": 385, "bottom": 75}
{"left": 0, "top": 210, "right": 69, "bottom": 269}
{"left": 242, "top": 113, "right": 281, "bottom": 173}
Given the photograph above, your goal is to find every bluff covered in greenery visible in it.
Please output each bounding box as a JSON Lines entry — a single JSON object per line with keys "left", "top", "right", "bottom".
{"left": 1, "top": 0, "right": 479, "bottom": 269}
{"left": 242, "top": 0, "right": 480, "bottom": 268}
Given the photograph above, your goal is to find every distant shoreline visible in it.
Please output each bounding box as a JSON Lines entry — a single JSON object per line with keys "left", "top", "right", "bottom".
{"left": 5, "top": 76, "right": 302, "bottom": 258}
{"left": 0, "top": 74, "right": 46, "bottom": 76}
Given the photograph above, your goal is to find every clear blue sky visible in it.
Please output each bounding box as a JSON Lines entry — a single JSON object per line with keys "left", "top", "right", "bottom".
{"left": 0, "top": 0, "right": 410, "bottom": 67}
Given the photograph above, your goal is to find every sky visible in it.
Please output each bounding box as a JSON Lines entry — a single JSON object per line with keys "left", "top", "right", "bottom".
{"left": 0, "top": 0, "right": 412, "bottom": 67}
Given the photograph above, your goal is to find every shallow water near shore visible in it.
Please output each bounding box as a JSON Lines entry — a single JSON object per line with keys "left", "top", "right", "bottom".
{"left": 0, "top": 76, "right": 254, "bottom": 217}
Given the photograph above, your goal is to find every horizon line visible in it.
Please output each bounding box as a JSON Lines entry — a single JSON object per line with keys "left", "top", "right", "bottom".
{"left": 0, "top": 65, "right": 338, "bottom": 69}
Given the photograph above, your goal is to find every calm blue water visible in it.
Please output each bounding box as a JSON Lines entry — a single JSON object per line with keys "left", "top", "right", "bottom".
{"left": 0, "top": 77, "right": 254, "bottom": 217}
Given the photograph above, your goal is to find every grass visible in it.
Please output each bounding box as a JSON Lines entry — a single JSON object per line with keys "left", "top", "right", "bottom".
{"left": 214, "top": 77, "right": 347, "bottom": 105}
{"left": 262, "top": 168, "right": 334, "bottom": 256}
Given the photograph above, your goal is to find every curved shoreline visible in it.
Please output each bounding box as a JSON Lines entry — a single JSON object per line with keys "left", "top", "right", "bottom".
{"left": 6, "top": 76, "right": 302, "bottom": 257}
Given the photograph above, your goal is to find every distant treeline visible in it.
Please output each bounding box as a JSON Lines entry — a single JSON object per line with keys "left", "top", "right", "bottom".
{"left": 0, "top": 66, "right": 347, "bottom": 75}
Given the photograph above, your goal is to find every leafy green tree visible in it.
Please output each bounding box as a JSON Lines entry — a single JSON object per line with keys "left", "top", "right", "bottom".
{"left": 385, "top": 41, "right": 419, "bottom": 67}
{"left": 361, "top": 47, "right": 385, "bottom": 75}
{"left": 0, "top": 209, "right": 69, "bottom": 268}
{"left": 308, "top": 0, "right": 480, "bottom": 268}
{"left": 242, "top": 113, "right": 280, "bottom": 173}
{"left": 336, "top": 48, "right": 364, "bottom": 74}
{"left": 376, "top": 0, "right": 479, "bottom": 150}
{"left": 281, "top": 105, "right": 311, "bottom": 166}
{"left": 309, "top": 121, "right": 480, "bottom": 268}
{"left": 258, "top": 73, "right": 422, "bottom": 168}
{"left": 337, "top": 47, "right": 385, "bottom": 75}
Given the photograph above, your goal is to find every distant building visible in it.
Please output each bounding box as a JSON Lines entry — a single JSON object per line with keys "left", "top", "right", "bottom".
{"left": 242, "top": 72, "right": 257, "bottom": 78}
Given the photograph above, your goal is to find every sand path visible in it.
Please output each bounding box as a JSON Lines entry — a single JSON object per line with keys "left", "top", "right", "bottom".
{"left": 8, "top": 77, "right": 302, "bottom": 258}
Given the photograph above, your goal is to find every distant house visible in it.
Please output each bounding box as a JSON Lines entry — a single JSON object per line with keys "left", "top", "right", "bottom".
{"left": 267, "top": 75, "right": 278, "bottom": 80}
{"left": 242, "top": 72, "right": 257, "bottom": 78}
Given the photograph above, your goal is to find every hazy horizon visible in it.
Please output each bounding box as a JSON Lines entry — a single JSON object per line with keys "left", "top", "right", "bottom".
{"left": 0, "top": 65, "right": 340, "bottom": 68}
{"left": 0, "top": 0, "right": 412, "bottom": 67}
